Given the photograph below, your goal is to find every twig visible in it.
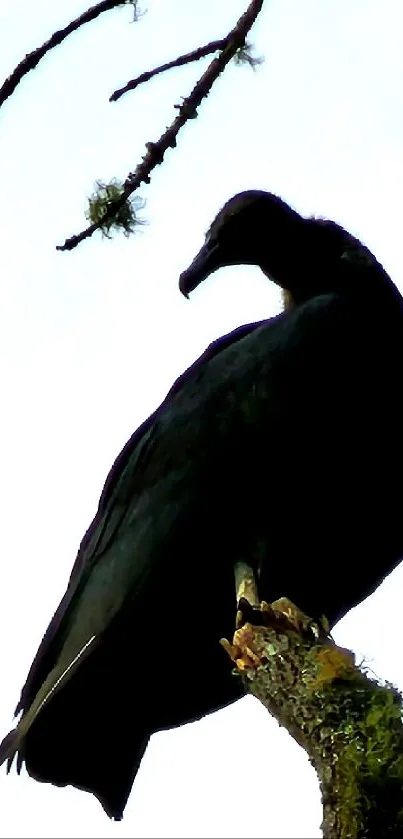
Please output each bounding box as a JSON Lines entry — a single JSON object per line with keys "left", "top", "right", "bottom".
{"left": 0, "top": 1, "right": 133, "bottom": 111}
{"left": 57, "top": 0, "right": 265, "bottom": 251}
{"left": 110, "top": 38, "right": 226, "bottom": 101}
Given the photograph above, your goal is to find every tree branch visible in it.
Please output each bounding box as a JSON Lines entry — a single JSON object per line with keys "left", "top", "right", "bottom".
{"left": 222, "top": 599, "right": 403, "bottom": 838}
{"left": 57, "top": 0, "right": 265, "bottom": 251}
{"left": 0, "top": 1, "right": 135, "bottom": 111}
{"left": 110, "top": 39, "right": 227, "bottom": 102}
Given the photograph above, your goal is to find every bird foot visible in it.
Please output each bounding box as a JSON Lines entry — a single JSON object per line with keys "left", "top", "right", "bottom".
{"left": 222, "top": 596, "right": 330, "bottom": 672}
{"left": 236, "top": 595, "right": 318, "bottom": 634}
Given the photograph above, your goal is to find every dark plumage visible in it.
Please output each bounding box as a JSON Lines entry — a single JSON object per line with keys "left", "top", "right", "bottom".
{"left": 1, "top": 189, "right": 403, "bottom": 820}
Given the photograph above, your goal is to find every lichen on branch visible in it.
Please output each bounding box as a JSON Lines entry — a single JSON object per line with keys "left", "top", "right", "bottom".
{"left": 222, "top": 598, "right": 403, "bottom": 839}
{"left": 85, "top": 180, "right": 146, "bottom": 238}
{"left": 57, "top": 0, "right": 265, "bottom": 250}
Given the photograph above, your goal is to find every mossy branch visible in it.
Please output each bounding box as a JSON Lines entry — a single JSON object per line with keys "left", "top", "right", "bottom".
{"left": 222, "top": 598, "right": 403, "bottom": 838}
{"left": 57, "top": 0, "right": 264, "bottom": 251}
{"left": 1, "top": 0, "right": 265, "bottom": 250}
{"left": 85, "top": 179, "right": 146, "bottom": 238}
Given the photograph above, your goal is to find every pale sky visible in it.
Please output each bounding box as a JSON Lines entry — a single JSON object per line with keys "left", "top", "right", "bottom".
{"left": 1, "top": 1, "right": 403, "bottom": 836}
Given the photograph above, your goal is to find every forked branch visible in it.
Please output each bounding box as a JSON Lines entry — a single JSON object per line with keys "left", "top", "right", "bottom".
{"left": 57, "top": 0, "right": 264, "bottom": 251}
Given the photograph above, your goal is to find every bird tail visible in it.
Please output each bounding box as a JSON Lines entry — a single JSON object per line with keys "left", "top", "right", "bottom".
{"left": 0, "top": 634, "right": 97, "bottom": 771}
{"left": 0, "top": 607, "right": 152, "bottom": 820}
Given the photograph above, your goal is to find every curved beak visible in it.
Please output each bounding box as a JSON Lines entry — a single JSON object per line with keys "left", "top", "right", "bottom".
{"left": 179, "top": 241, "right": 222, "bottom": 298}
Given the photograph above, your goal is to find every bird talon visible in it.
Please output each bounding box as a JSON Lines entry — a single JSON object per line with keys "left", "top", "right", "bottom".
{"left": 220, "top": 634, "right": 260, "bottom": 671}
{"left": 270, "top": 597, "right": 308, "bottom": 632}
{"left": 220, "top": 637, "right": 241, "bottom": 663}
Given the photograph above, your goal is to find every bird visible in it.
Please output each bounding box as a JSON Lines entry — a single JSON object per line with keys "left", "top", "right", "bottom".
{"left": 1, "top": 189, "right": 403, "bottom": 821}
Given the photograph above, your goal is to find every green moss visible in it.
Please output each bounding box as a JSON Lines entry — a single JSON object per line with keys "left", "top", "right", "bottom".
{"left": 311, "top": 667, "right": 403, "bottom": 837}
{"left": 85, "top": 179, "right": 146, "bottom": 238}
{"left": 234, "top": 613, "right": 403, "bottom": 838}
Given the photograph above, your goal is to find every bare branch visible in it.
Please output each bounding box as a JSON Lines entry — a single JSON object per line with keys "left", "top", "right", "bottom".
{"left": 110, "top": 38, "right": 227, "bottom": 101}
{"left": 57, "top": 0, "right": 265, "bottom": 251}
{"left": 0, "top": 1, "right": 136, "bottom": 111}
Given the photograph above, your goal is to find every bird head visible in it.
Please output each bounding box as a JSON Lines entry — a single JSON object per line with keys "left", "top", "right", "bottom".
{"left": 179, "top": 190, "right": 389, "bottom": 306}
{"left": 179, "top": 190, "right": 302, "bottom": 298}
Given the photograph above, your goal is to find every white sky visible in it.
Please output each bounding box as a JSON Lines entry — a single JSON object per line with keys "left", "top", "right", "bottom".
{"left": 1, "top": 1, "right": 403, "bottom": 836}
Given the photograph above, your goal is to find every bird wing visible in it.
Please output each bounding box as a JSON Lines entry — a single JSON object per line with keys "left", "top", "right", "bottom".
{"left": 1, "top": 417, "right": 159, "bottom": 767}
{"left": 0, "top": 319, "right": 265, "bottom": 769}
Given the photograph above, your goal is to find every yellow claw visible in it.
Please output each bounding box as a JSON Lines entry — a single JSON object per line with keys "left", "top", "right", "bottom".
{"left": 270, "top": 597, "right": 311, "bottom": 631}
{"left": 220, "top": 637, "right": 241, "bottom": 662}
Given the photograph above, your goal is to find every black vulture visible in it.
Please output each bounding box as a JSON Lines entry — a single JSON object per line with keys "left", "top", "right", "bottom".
{"left": 1, "top": 190, "right": 403, "bottom": 820}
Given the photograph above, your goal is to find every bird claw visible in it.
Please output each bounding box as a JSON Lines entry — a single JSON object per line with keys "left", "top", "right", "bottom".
{"left": 269, "top": 597, "right": 312, "bottom": 632}
{"left": 235, "top": 595, "right": 329, "bottom": 641}
{"left": 221, "top": 596, "right": 331, "bottom": 673}
{"left": 228, "top": 563, "right": 330, "bottom": 670}
{"left": 219, "top": 634, "right": 261, "bottom": 671}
